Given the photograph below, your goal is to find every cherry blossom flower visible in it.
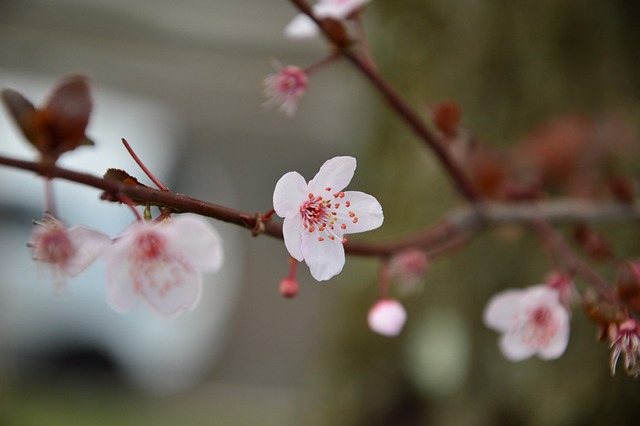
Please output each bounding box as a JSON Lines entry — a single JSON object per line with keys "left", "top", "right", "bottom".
{"left": 607, "top": 318, "right": 640, "bottom": 376}
{"left": 262, "top": 63, "right": 308, "bottom": 117}
{"left": 483, "top": 284, "right": 570, "bottom": 361}
{"left": 103, "top": 214, "right": 223, "bottom": 317}
{"left": 368, "top": 299, "right": 407, "bottom": 337}
{"left": 28, "top": 214, "right": 111, "bottom": 287}
{"left": 285, "top": 0, "right": 372, "bottom": 39}
{"left": 273, "top": 156, "right": 383, "bottom": 281}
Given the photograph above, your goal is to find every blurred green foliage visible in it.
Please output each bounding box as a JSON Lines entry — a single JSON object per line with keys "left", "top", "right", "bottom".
{"left": 307, "top": 1, "right": 640, "bottom": 425}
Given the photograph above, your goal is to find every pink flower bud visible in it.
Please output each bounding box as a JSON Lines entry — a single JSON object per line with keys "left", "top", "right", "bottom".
{"left": 279, "top": 277, "right": 300, "bottom": 298}
{"left": 367, "top": 299, "right": 407, "bottom": 337}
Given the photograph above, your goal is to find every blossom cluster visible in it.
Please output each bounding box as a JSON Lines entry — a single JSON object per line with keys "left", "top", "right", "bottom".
{"left": 30, "top": 213, "right": 223, "bottom": 317}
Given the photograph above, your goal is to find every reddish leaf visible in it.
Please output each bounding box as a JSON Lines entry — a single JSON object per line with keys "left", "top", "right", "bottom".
{"left": 44, "top": 75, "right": 93, "bottom": 154}
{"left": 433, "top": 101, "right": 461, "bottom": 138}
{"left": 617, "top": 263, "right": 640, "bottom": 309}
{"left": 1, "top": 88, "right": 39, "bottom": 147}
{"left": 572, "top": 224, "right": 614, "bottom": 260}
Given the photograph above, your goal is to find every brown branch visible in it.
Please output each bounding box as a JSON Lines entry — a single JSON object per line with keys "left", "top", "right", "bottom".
{"left": 2, "top": 154, "right": 639, "bottom": 261}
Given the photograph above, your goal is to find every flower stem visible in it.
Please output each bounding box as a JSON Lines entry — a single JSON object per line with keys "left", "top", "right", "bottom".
{"left": 122, "top": 138, "right": 169, "bottom": 191}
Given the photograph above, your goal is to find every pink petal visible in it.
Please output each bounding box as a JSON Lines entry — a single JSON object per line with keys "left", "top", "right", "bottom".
{"left": 273, "top": 171, "right": 308, "bottom": 218}
{"left": 308, "top": 156, "right": 356, "bottom": 195}
{"left": 483, "top": 289, "right": 525, "bottom": 332}
{"left": 283, "top": 215, "right": 304, "bottom": 261}
{"left": 160, "top": 214, "right": 223, "bottom": 272}
{"left": 284, "top": 14, "right": 319, "bottom": 38}
{"left": 368, "top": 299, "right": 407, "bottom": 337}
{"left": 340, "top": 191, "right": 383, "bottom": 234}
{"left": 300, "top": 231, "right": 345, "bottom": 281}
{"left": 64, "top": 225, "right": 111, "bottom": 276}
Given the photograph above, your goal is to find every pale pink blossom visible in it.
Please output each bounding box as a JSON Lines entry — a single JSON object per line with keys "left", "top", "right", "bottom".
{"left": 285, "top": 0, "right": 372, "bottom": 39}
{"left": 607, "top": 318, "right": 640, "bottom": 376}
{"left": 483, "top": 285, "right": 570, "bottom": 361}
{"left": 273, "top": 156, "right": 383, "bottom": 281}
{"left": 262, "top": 64, "right": 308, "bottom": 117}
{"left": 103, "top": 214, "right": 223, "bottom": 317}
{"left": 368, "top": 299, "right": 407, "bottom": 337}
{"left": 28, "top": 214, "right": 111, "bottom": 285}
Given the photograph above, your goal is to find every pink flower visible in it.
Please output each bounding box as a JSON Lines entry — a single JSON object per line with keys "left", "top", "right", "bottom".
{"left": 262, "top": 64, "right": 308, "bottom": 117}
{"left": 607, "top": 318, "right": 640, "bottom": 376}
{"left": 273, "top": 156, "right": 383, "bottom": 281}
{"left": 368, "top": 299, "right": 407, "bottom": 337}
{"left": 103, "top": 214, "right": 223, "bottom": 317}
{"left": 285, "top": 0, "right": 373, "bottom": 39}
{"left": 29, "top": 214, "right": 111, "bottom": 285}
{"left": 483, "top": 285, "right": 570, "bottom": 361}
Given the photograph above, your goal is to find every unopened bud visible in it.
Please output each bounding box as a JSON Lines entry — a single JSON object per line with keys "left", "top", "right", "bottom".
{"left": 367, "top": 299, "right": 407, "bottom": 337}
{"left": 279, "top": 277, "right": 299, "bottom": 298}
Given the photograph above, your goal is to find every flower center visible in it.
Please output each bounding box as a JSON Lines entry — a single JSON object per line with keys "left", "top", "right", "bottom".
{"left": 133, "top": 231, "right": 167, "bottom": 261}
{"left": 299, "top": 189, "right": 359, "bottom": 243}
{"left": 521, "top": 306, "right": 558, "bottom": 348}
{"left": 38, "top": 230, "right": 75, "bottom": 264}
{"left": 278, "top": 68, "right": 308, "bottom": 97}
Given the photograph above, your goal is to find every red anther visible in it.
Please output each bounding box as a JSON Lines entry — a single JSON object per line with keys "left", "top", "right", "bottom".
{"left": 318, "top": 237, "right": 324, "bottom": 242}
{"left": 335, "top": 203, "right": 340, "bottom": 208}
{"left": 341, "top": 224, "right": 347, "bottom": 230}
{"left": 325, "top": 187, "right": 331, "bottom": 191}
{"left": 345, "top": 201, "right": 351, "bottom": 207}
{"left": 308, "top": 193, "right": 314, "bottom": 199}
{"left": 342, "top": 237, "right": 348, "bottom": 244}
{"left": 348, "top": 211, "right": 355, "bottom": 217}
{"left": 353, "top": 217, "right": 359, "bottom": 224}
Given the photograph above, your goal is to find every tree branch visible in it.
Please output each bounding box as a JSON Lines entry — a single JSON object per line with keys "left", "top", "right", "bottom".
{"left": 2, "top": 154, "right": 638, "bottom": 261}
{"left": 288, "top": 0, "right": 480, "bottom": 202}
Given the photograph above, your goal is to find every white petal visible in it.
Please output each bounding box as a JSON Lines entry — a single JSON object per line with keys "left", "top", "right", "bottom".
{"left": 64, "top": 225, "right": 111, "bottom": 277}
{"left": 301, "top": 231, "right": 345, "bottom": 281}
{"left": 282, "top": 215, "right": 304, "bottom": 261}
{"left": 315, "top": 0, "right": 371, "bottom": 18}
{"left": 284, "top": 14, "right": 319, "bottom": 39}
{"left": 105, "top": 257, "right": 141, "bottom": 313}
{"left": 340, "top": 191, "right": 383, "bottom": 234}
{"left": 483, "top": 289, "right": 525, "bottom": 332}
{"left": 273, "top": 171, "right": 308, "bottom": 218}
{"left": 499, "top": 333, "right": 537, "bottom": 361}
{"left": 160, "top": 214, "right": 223, "bottom": 272}
{"left": 308, "top": 156, "right": 356, "bottom": 195}
{"left": 141, "top": 263, "right": 202, "bottom": 317}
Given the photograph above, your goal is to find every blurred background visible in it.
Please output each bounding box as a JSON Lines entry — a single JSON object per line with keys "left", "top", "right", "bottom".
{"left": 0, "top": 0, "right": 640, "bottom": 425}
